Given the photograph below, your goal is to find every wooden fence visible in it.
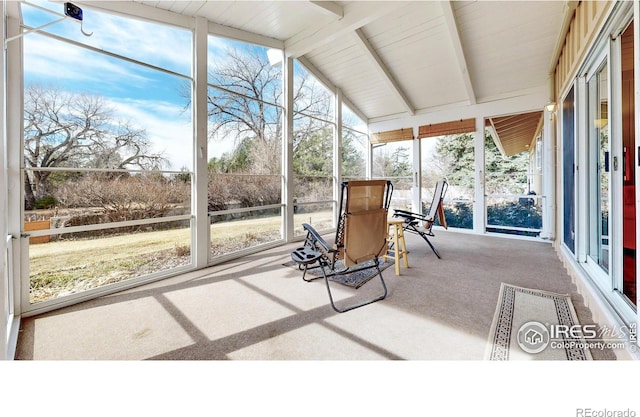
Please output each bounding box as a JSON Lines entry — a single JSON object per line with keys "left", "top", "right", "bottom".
{"left": 24, "top": 220, "right": 50, "bottom": 244}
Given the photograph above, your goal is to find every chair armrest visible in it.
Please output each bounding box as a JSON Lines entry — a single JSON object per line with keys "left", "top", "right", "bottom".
{"left": 302, "top": 223, "right": 332, "bottom": 253}
{"left": 393, "top": 209, "right": 428, "bottom": 222}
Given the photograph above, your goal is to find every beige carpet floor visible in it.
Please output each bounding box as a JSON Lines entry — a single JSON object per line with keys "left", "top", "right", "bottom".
{"left": 15, "top": 230, "right": 618, "bottom": 360}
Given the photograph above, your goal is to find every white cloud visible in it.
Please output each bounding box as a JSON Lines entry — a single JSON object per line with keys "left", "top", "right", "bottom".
{"left": 24, "top": 35, "right": 154, "bottom": 89}
{"left": 22, "top": 33, "right": 193, "bottom": 171}
{"left": 82, "top": 12, "right": 192, "bottom": 75}
{"left": 20, "top": 1, "right": 251, "bottom": 170}
{"left": 22, "top": 1, "right": 192, "bottom": 76}
{"left": 106, "top": 97, "right": 194, "bottom": 171}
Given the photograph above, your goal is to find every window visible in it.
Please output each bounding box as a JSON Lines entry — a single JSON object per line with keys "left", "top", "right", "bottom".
{"left": 571, "top": 5, "right": 636, "bottom": 320}
{"left": 292, "top": 61, "right": 336, "bottom": 235}
{"left": 586, "top": 60, "right": 609, "bottom": 272}
{"left": 485, "top": 129, "right": 542, "bottom": 237}
{"left": 341, "top": 104, "right": 367, "bottom": 181}
{"left": 207, "top": 38, "right": 284, "bottom": 258}
{"left": 562, "top": 86, "right": 576, "bottom": 253}
{"left": 22, "top": 3, "right": 194, "bottom": 306}
{"left": 620, "top": 21, "right": 636, "bottom": 305}
{"left": 421, "top": 134, "right": 474, "bottom": 229}
{"left": 372, "top": 140, "right": 412, "bottom": 212}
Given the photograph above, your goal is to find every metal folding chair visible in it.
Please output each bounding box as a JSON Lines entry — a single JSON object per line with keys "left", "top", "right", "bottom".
{"left": 291, "top": 180, "right": 393, "bottom": 313}
{"left": 393, "top": 179, "right": 448, "bottom": 259}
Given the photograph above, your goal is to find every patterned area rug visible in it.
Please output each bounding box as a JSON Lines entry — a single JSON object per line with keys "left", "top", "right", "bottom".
{"left": 486, "top": 283, "right": 593, "bottom": 360}
{"left": 283, "top": 258, "right": 394, "bottom": 289}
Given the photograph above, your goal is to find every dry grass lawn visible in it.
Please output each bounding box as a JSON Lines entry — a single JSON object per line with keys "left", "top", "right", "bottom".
{"left": 28, "top": 210, "right": 333, "bottom": 303}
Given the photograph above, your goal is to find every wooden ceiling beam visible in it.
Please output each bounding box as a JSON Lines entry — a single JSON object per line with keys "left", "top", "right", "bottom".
{"left": 308, "top": 1, "right": 343, "bottom": 19}
{"left": 441, "top": 1, "right": 476, "bottom": 105}
{"left": 353, "top": 28, "right": 415, "bottom": 116}
{"left": 284, "top": 1, "right": 403, "bottom": 58}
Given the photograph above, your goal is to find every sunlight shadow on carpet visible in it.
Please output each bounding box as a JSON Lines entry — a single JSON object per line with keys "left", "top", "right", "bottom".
{"left": 282, "top": 258, "right": 394, "bottom": 288}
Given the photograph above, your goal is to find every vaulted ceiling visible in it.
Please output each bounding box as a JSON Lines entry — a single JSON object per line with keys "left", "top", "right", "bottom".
{"left": 125, "top": 0, "right": 569, "bottom": 126}
{"left": 12, "top": 1, "right": 572, "bottom": 153}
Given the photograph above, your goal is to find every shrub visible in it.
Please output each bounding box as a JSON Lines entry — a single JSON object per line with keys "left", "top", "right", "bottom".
{"left": 487, "top": 202, "right": 542, "bottom": 229}
{"left": 207, "top": 172, "right": 281, "bottom": 214}
{"left": 174, "top": 244, "right": 190, "bottom": 257}
{"left": 57, "top": 174, "right": 189, "bottom": 215}
{"left": 53, "top": 173, "right": 190, "bottom": 234}
{"left": 441, "top": 201, "right": 543, "bottom": 233}
{"left": 34, "top": 195, "right": 56, "bottom": 210}
{"left": 442, "top": 202, "right": 473, "bottom": 229}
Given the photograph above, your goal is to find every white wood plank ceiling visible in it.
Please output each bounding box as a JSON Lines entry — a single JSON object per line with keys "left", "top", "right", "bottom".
{"left": 74, "top": 1, "right": 570, "bottom": 127}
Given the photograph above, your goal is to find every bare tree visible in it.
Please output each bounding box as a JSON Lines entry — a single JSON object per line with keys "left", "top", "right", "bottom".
{"left": 206, "top": 46, "right": 336, "bottom": 175}
{"left": 23, "top": 84, "right": 167, "bottom": 209}
{"left": 208, "top": 48, "right": 282, "bottom": 147}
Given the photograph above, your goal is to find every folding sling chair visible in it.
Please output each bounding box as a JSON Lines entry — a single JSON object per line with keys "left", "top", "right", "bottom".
{"left": 291, "top": 180, "right": 393, "bottom": 313}
{"left": 392, "top": 179, "right": 448, "bottom": 259}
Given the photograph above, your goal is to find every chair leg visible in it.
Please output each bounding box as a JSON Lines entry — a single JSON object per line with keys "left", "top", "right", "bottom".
{"left": 393, "top": 225, "right": 401, "bottom": 275}
{"left": 322, "top": 259, "right": 388, "bottom": 313}
{"left": 301, "top": 263, "right": 324, "bottom": 282}
{"left": 424, "top": 236, "right": 441, "bottom": 259}
{"left": 385, "top": 223, "right": 408, "bottom": 274}
{"left": 404, "top": 225, "right": 441, "bottom": 259}
{"left": 397, "top": 226, "right": 409, "bottom": 268}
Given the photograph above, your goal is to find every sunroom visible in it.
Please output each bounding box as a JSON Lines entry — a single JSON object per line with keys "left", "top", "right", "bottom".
{"left": 1, "top": 0, "right": 639, "bottom": 370}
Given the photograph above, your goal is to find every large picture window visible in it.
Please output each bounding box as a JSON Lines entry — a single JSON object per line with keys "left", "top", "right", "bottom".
{"left": 484, "top": 128, "right": 542, "bottom": 238}
{"left": 292, "top": 61, "right": 336, "bottom": 236}
{"left": 22, "top": 3, "right": 194, "bottom": 306}
{"left": 206, "top": 39, "right": 284, "bottom": 259}
{"left": 421, "top": 134, "right": 474, "bottom": 230}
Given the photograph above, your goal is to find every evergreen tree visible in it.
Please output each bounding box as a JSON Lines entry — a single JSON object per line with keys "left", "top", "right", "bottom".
{"left": 433, "top": 131, "right": 530, "bottom": 194}
{"left": 341, "top": 130, "right": 366, "bottom": 178}
{"left": 373, "top": 144, "right": 412, "bottom": 178}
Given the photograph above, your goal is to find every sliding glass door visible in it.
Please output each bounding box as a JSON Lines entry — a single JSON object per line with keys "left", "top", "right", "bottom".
{"left": 586, "top": 59, "right": 610, "bottom": 273}
{"left": 620, "top": 21, "right": 636, "bottom": 306}
{"left": 562, "top": 86, "right": 576, "bottom": 254}
{"left": 581, "top": 14, "right": 636, "bottom": 312}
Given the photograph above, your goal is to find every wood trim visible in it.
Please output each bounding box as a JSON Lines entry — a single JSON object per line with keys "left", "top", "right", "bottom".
{"left": 417, "top": 118, "right": 475, "bottom": 139}
{"left": 553, "top": 1, "right": 615, "bottom": 98}
{"left": 370, "top": 128, "right": 414, "bottom": 144}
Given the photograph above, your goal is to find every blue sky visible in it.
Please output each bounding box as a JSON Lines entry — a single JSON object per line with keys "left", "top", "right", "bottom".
{"left": 20, "top": 1, "right": 367, "bottom": 171}
{"left": 22, "top": 1, "right": 202, "bottom": 170}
